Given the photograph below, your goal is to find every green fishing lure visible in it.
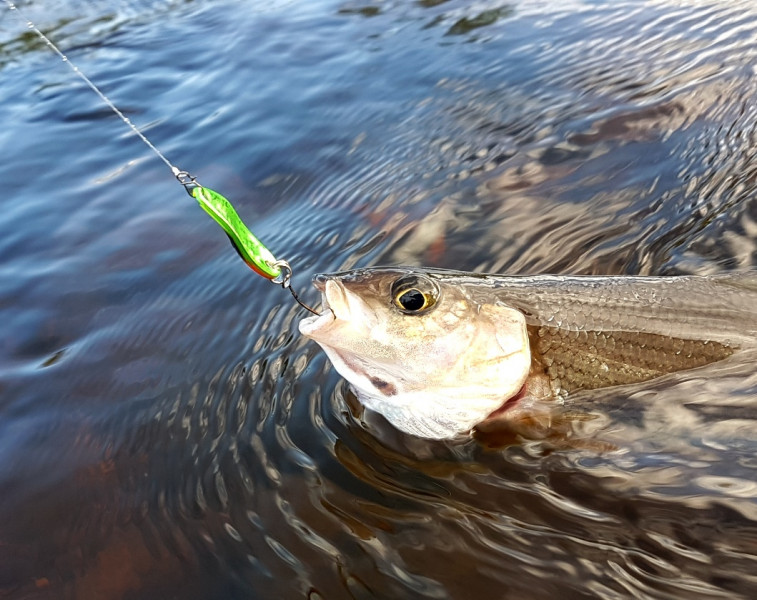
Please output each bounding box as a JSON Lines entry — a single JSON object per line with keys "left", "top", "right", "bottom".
{"left": 193, "top": 186, "right": 281, "bottom": 280}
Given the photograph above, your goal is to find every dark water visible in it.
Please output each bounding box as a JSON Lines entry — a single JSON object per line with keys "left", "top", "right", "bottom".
{"left": 2, "top": 0, "right": 757, "bottom": 598}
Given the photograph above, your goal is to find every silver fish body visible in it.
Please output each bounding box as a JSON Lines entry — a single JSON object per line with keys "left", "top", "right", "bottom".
{"left": 299, "top": 267, "right": 757, "bottom": 439}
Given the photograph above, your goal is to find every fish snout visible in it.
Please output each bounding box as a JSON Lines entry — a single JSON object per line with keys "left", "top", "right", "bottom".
{"left": 312, "top": 273, "right": 330, "bottom": 292}
{"left": 298, "top": 276, "right": 339, "bottom": 338}
{"left": 323, "top": 279, "right": 351, "bottom": 320}
{"left": 311, "top": 274, "right": 346, "bottom": 317}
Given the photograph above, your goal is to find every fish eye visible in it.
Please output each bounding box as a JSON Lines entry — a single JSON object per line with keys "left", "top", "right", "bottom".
{"left": 391, "top": 274, "right": 439, "bottom": 314}
{"left": 396, "top": 288, "right": 429, "bottom": 311}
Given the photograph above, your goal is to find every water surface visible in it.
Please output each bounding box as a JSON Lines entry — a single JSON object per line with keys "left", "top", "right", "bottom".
{"left": 1, "top": 0, "right": 757, "bottom": 598}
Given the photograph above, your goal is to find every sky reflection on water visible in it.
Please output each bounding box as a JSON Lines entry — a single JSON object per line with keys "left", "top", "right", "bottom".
{"left": 1, "top": 0, "right": 757, "bottom": 598}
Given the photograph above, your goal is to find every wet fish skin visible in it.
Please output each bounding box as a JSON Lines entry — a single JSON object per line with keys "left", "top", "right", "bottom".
{"left": 528, "top": 326, "right": 733, "bottom": 393}
{"left": 299, "top": 267, "right": 757, "bottom": 440}
{"left": 299, "top": 267, "right": 532, "bottom": 439}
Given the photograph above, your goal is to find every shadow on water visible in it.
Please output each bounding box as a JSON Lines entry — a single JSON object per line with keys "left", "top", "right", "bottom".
{"left": 1, "top": 0, "right": 757, "bottom": 598}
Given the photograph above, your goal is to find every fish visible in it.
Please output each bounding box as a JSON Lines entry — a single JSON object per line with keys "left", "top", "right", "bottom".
{"left": 298, "top": 267, "right": 757, "bottom": 440}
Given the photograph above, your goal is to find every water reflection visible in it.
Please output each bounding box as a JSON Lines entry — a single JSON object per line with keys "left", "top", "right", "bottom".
{"left": 1, "top": 0, "right": 757, "bottom": 598}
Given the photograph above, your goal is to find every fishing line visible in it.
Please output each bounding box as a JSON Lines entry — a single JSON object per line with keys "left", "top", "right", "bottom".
{"left": 3, "top": 0, "right": 319, "bottom": 315}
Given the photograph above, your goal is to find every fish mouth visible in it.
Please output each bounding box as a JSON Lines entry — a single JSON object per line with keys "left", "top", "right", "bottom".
{"left": 298, "top": 276, "right": 337, "bottom": 337}
{"left": 298, "top": 274, "right": 377, "bottom": 338}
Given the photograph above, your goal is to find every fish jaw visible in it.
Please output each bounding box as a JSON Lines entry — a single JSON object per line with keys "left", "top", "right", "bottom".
{"left": 298, "top": 277, "right": 333, "bottom": 337}
{"left": 298, "top": 279, "right": 379, "bottom": 341}
{"left": 299, "top": 279, "right": 393, "bottom": 399}
{"left": 298, "top": 305, "right": 335, "bottom": 338}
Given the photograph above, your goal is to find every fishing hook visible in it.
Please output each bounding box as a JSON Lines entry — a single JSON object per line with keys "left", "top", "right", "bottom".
{"left": 272, "top": 260, "right": 320, "bottom": 316}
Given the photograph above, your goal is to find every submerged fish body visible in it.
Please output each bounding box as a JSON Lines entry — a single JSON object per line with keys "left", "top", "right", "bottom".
{"left": 299, "top": 267, "right": 757, "bottom": 439}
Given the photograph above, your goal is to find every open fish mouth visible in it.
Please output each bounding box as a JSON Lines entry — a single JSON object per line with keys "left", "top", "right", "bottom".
{"left": 298, "top": 278, "right": 335, "bottom": 337}
{"left": 298, "top": 275, "right": 379, "bottom": 339}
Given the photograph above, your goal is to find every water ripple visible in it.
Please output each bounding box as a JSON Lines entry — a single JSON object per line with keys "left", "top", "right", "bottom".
{"left": 3, "top": 0, "right": 757, "bottom": 598}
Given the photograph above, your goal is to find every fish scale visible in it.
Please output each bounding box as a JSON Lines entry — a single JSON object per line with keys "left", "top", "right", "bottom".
{"left": 528, "top": 325, "right": 734, "bottom": 392}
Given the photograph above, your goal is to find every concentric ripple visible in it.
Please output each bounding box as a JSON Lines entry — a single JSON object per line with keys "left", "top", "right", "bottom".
{"left": 1, "top": 0, "right": 757, "bottom": 598}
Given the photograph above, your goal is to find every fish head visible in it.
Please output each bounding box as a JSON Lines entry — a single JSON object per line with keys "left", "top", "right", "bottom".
{"left": 298, "top": 267, "right": 531, "bottom": 439}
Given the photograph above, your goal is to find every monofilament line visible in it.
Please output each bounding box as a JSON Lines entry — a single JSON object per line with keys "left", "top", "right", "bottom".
{"left": 4, "top": 0, "right": 181, "bottom": 178}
